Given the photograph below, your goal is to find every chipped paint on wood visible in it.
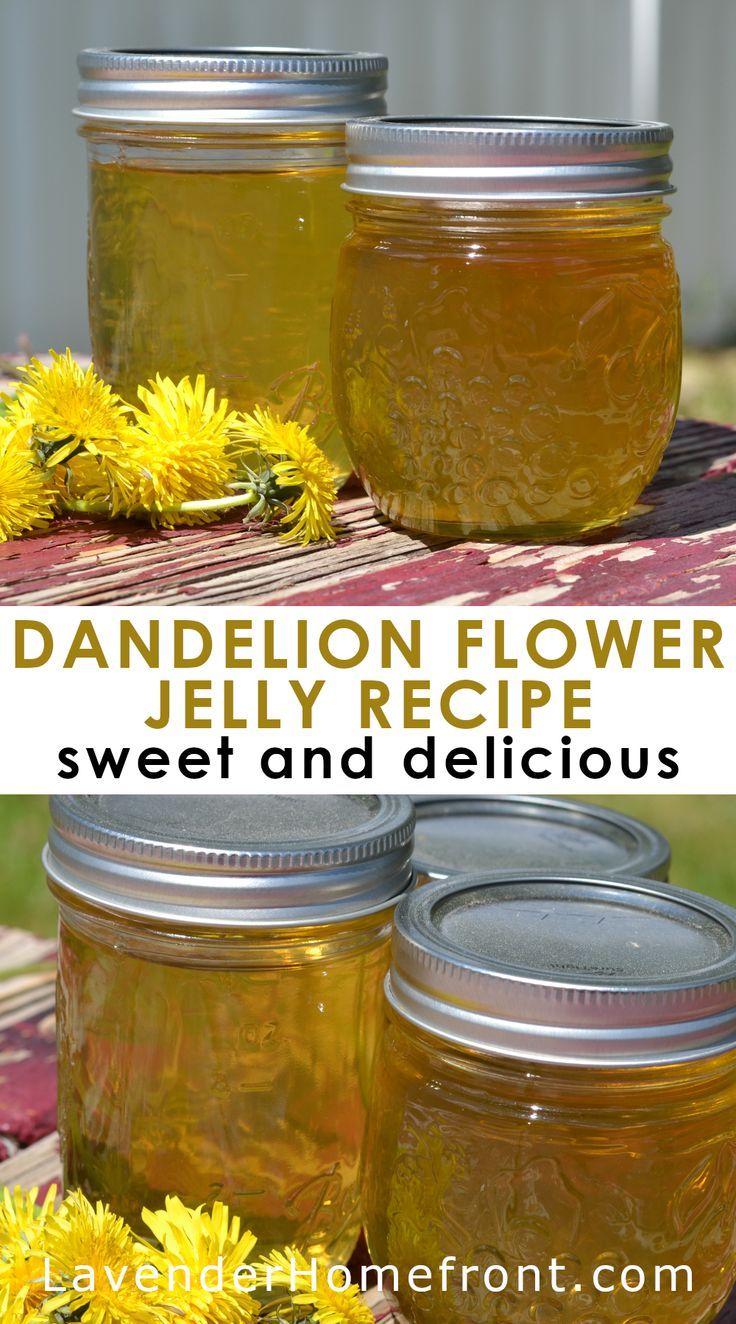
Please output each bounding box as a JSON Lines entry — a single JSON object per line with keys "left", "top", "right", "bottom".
{"left": 0, "top": 932, "right": 56, "bottom": 1156}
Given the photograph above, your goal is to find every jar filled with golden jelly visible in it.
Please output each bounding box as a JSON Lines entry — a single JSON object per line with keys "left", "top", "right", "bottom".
{"left": 75, "top": 49, "right": 388, "bottom": 481}
{"left": 45, "top": 793, "right": 414, "bottom": 1260}
{"left": 332, "top": 118, "right": 682, "bottom": 537}
{"left": 412, "top": 795, "right": 671, "bottom": 883}
{"left": 363, "top": 872, "right": 736, "bottom": 1324}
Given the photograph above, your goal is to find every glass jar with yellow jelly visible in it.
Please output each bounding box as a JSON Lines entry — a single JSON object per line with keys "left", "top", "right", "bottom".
{"left": 363, "top": 872, "right": 736, "bottom": 1323}
{"left": 45, "top": 793, "right": 414, "bottom": 1261}
{"left": 332, "top": 118, "right": 682, "bottom": 537}
{"left": 75, "top": 49, "right": 389, "bottom": 482}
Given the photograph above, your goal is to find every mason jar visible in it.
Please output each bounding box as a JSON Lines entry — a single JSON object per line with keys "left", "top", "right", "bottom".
{"left": 44, "top": 793, "right": 414, "bottom": 1260}
{"left": 75, "top": 49, "right": 389, "bottom": 481}
{"left": 332, "top": 117, "right": 682, "bottom": 536}
{"left": 412, "top": 795, "right": 670, "bottom": 883}
{"left": 364, "top": 872, "right": 736, "bottom": 1324}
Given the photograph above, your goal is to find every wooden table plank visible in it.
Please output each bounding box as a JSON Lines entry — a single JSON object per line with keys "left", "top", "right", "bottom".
{"left": 0, "top": 930, "right": 56, "bottom": 1163}
{"left": 2, "top": 352, "right": 735, "bottom": 604}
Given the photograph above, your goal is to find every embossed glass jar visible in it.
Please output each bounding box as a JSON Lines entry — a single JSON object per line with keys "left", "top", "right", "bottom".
{"left": 412, "top": 795, "right": 671, "bottom": 883}
{"left": 76, "top": 49, "right": 388, "bottom": 480}
{"left": 363, "top": 873, "right": 736, "bottom": 1324}
{"left": 45, "top": 794, "right": 414, "bottom": 1260}
{"left": 332, "top": 118, "right": 682, "bottom": 537}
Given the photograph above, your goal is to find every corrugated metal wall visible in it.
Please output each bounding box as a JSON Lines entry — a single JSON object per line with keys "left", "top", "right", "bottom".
{"left": 0, "top": 0, "right": 733, "bottom": 351}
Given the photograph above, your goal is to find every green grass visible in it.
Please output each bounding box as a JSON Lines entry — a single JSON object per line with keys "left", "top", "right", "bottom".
{"left": 0, "top": 797, "right": 734, "bottom": 938}
{"left": 578, "top": 797, "right": 736, "bottom": 907}
{"left": 681, "top": 348, "right": 736, "bottom": 425}
{"left": 0, "top": 797, "right": 56, "bottom": 934}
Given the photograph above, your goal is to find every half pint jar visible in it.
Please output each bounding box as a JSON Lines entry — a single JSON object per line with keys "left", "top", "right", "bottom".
{"left": 76, "top": 49, "right": 389, "bottom": 480}
{"left": 364, "top": 872, "right": 736, "bottom": 1324}
{"left": 332, "top": 117, "right": 682, "bottom": 536}
{"left": 412, "top": 794, "right": 671, "bottom": 882}
{"left": 45, "top": 793, "right": 414, "bottom": 1260}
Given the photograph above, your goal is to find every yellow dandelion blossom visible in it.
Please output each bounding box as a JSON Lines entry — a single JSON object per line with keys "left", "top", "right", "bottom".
{"left": 0, "top": 1183, "right": 57, "bottom": 1242}
{"left": 14, "top": 349, "right": 130, "bottom": 464}
{"left": 0, "top": 419, "right": 58, "bottom": 541}
{"left": 128, "top": 375, "right": 239, "bottom": 526}
{"left": 256, "top": 1247, "right": 374, "bottom": 1324}
{"left": 141, "top": 1196, "right": 259, "bottom": 1323}
{"left": 54, "top": 445, "right": 143, "bottom": 515}
{"left": 236, "top": 406, "right": 338, "bottom": 545}
{"left": 42, "top": 1189, "right": 165, "bottom": 1324}
{"left": 0, "top": 1185, "right": 58, "bottom": 1323}
{"left": 1, "top": 396, "right": 35, "bottom": 446}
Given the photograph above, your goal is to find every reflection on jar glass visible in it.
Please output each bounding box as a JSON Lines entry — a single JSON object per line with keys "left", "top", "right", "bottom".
{"left": 332, "top": 118, "right": 682, "bottom": 537}
{"left": 76, "top": 49, "right": 389, "bottom": 482}
{"left": 363, "top": 872, "right": 736, "bottom": 1323}
{"left": 46, "top": 794, "right": 414, "bottom": 1262}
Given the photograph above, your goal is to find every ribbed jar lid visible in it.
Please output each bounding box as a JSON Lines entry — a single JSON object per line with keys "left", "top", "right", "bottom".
{"left": 45, "top": 795, "right": 414, "bottom": 928}
{"left": 388, "top": 873, "right": 736, "bottom": 1066}
{"left": 75, "top": 49, "right": 388, "bottom": 128}
{"left": 413, "top": 796, "right": 670, "bottom": 883}
{"left": 344, "top": 116, "right": 674, "bottom": 201}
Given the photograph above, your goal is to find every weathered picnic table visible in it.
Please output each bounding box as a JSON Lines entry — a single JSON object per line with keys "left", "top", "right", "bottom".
{"left": 2, "top": 360, "right": 736, "bottom": 605}
{"left": 1, "top": 924, "right": 734, "bottom": 1323}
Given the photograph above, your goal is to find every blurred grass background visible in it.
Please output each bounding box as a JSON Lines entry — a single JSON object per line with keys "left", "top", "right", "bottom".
{"left": 1, "top": 796, "right": 734, "bottom": 937}
{"left": 681, "top": 348, "right": 736, "bottom": 424}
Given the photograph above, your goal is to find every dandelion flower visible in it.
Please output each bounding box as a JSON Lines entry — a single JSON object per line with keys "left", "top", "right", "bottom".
{"left": 128, "top": 375, "right": 239, "bottom": 525}
{"left": 141, "top": 1196, "right": 259, "bottom": 1323}
{"left": 42, "top": 1189, "right": 165, "bottom": 1324}
{"left": 1, "top": 396, "right": 35, "bottom": 444}
{"left": 0, "top": 419, "right": 58, "bottom": 541}
{"left": 236, "top": 406, "right": 337, "bottom": 545}
{"left": 14, "top": 348, "right": 130, "bottom": 464}
{"left": 0, "top": 1185, "right": 57, "bottom": 1323}
{"left": 257, "top": 1247, "right": 374, "bottom": 1324}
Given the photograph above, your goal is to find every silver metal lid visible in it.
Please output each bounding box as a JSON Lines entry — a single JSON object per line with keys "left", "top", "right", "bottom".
{"left": 45, "top": 795, "right": 414, "bottom": 928}
{"left": 413, "top": 796, "right": 670, "bottom": 883}
{"left": 345, "top": 116, "right": 674, "bottom": 201}
{"left": 388, "top": 873, "right": 736, "bottom": 1066}
{"left": 75, "top": 49, "right": 388, "bottom": 128}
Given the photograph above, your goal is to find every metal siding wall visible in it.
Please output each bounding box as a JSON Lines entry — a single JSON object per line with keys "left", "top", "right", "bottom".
{"left": 660, "top": 0, "right": 736, "bottom": 342}
{"left": 0, "top": 0, "right": 726, "bottom": 350}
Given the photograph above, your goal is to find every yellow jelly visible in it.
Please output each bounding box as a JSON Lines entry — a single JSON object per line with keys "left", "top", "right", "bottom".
{"left": 332, "top": 118, "right": 682, "bottom": 537}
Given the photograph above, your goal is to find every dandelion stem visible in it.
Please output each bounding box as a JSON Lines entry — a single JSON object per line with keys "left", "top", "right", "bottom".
{"left": 59, "top": 498, "right": 110, "bottom": 515}
{"left": 172, "top": 492, "right": 259, "bottom": 514}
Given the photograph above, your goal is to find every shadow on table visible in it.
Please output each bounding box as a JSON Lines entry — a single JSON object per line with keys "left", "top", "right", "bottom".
{"left": 715, "top": 1284, "right": 736, "bottom": 1323}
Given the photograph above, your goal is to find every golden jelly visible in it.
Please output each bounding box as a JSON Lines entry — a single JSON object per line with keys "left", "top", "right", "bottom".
{"left": 363, "top": 872, "right": 736, "bottom": 1323}
{"left": 76, "top": 49, "right": 389, "bottom": 481}
{"left": 332, "top": 118, "right": 682, "bottom": 537}
{"left": 46, "top": 794, "right": 414, "bottom": 1262}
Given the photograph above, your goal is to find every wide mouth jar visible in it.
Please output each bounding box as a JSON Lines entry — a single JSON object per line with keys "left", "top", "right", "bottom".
{"left": 77, "top": 48, "right": 389, "bottom": 481}
{"left": 412, "top": 794, "right": 671, "bottom": 883}
{"left": 388, "top": 870, "right": 736, "bottom": 1066}
{"left": 332, "top": 116, "right": 682, "bottom": 539}
{"left": 46, "top": 793, "right": 413, "bottom": 1260}
{"left": 363, "top": 871, "right": 736, "bottom": 1323}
